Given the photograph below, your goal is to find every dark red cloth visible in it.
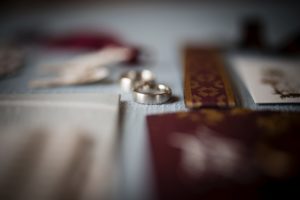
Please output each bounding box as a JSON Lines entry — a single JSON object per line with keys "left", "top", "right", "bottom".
{"left": 147, "top": 109, "right": 300, "bottom": 200}
{"left": 43, "top": 32, "right": 140, "bottom": 65}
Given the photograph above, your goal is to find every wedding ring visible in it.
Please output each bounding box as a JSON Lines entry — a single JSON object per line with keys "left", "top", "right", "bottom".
{"left": 119, "top": 70, "right": 155, "bottom": 91}
{"left": 133, "top": 82, "right": 172, "bottom": 104}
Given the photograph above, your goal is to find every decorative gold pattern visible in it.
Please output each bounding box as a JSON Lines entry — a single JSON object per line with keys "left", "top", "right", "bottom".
{"left": 176, "top": 109, "right": 225, "bottom": 125}
{"left": 216, "top": 95, "right": 226, "bottom": 106}
{"left": 257, "top": 114, "right": 291, "bottom": 136}
{"left": 197, "top": 87, "right": 219, "bottom": 97}
{"left": 200, "top": 109, "right": 224, "bottom": 124}
{"left": 229, "top": 109, "right": 252, "bottom": 116}
{"left": 183, "top": 47, "right": 236, "bottom": 108}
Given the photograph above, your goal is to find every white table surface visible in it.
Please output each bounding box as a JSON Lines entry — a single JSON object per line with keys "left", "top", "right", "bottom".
{"left": 1, "top": 2, "right": 300, "bottom": 200}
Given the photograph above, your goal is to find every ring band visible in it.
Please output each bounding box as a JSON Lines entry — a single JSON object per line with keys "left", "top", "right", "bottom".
{"left": 133, "top": 82, "right": 172, "bottom": 104}
{"left": 120, "top": 70, "right": 155, "bottom": 91}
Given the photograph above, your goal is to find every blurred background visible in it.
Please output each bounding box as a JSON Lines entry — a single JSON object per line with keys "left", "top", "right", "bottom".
{"left": 1, "top": 0, "right": 300, "bottom": 57}
{"left": 1, "top": 1, "right": 300, "bottom": 200}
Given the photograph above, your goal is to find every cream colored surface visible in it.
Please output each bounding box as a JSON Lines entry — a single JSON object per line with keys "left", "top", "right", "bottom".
{"left": 233, "top": 58, "right": 300, "bottom": 104}
{"left": 0, "top": 93, "right": 120, "bottom": 200}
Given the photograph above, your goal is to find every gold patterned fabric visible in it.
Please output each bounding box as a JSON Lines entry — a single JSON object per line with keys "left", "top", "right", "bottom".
{"left": 184, "top": 47, "right": 236, "bottom": 109}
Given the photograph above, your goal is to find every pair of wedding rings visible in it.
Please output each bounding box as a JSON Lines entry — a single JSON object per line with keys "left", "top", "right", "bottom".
{"left": 120, "top": 70, "right": 172, "bottom": 104}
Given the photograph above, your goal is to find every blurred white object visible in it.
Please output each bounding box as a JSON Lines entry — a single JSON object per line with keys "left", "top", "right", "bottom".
{"left": 232, "top": 57, "right": 300, "bottom": 104}
{"left": 30, "top": 67, "right": 109, "bottom": 88}
{"left": 30, "top": 46, "right": 132, "bottom": 88}
{"left": 170, "top": 126, "right": 244, "bottom": 179}
{"left": 0, "top": 93, "right": 120, "bottom": 200}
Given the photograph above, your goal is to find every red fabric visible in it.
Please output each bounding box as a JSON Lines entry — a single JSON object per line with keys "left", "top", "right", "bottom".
{"left": 44, "top": 33, "right": 122, "bottom": 50}
{"left": 43, "top": 32, "right": 140, "bottom": 65}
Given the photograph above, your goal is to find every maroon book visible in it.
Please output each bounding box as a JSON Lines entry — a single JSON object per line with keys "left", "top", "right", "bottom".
{"left": 147, "top": 109, "right": 300, "bottom": 200}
